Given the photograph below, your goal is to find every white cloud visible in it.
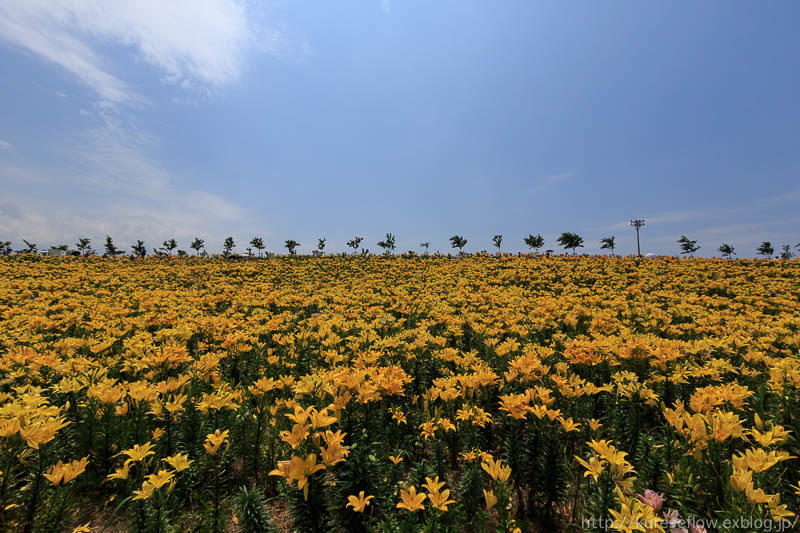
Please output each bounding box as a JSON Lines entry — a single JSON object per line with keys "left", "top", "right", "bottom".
{"left": 0, "top": 0, "right": 267, "bottom": 104}
{"left": 0, "top": 0, "right": 290, "bottom": 248}
{"left": 0, "top": 140, "right": 10, "bottom": 150}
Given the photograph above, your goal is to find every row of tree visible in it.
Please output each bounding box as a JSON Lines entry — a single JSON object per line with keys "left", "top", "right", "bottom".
{"left": 675, "top": 235, "right": 798, "bottom": 259}
{"left": 716, "top": 241, "right": 797, "bottom": 260}
{"left": 3, "top": 233, "right": 798, "bottom": 258}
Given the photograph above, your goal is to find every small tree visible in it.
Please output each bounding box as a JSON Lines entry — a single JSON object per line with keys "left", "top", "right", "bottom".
{"left": 718, "top": 243, "right": 735, "bottom": 259}
{"left": 346, "top": 236, "right": 363, "bottom": 255}
{"left": 0, "top": 241, "right": 11, "bottom": 254}
{"left": 250, "top": 237, "right": 265, "bottom": 257}
{"left": 780, "top": 244, "right": 793, "bottom": 260}
{"left": 677, "top": 236, "right": 700, "bottom": 257}
{"left": 132, "top": 240, "right": 147, "bottom": 257}
{"left": 162, "top": 239, "right": 178, "bottom": 256}
{"left": 523, "top": 234, "right": 544, "bottom": 254}
{"left": 190, "top": 238, "right": 205, "bottom": 256}
{"left": 104, "top": 235, "right": 121, "bottom": 257}
{"left": 557, "top": 232, "right": 584, "bottom": 256}
{"left": 419, "top": 242, "right": 430, "bottom": 253}
{"left": 377, "top": 233, "right": 396, "bottom": 254}
{"left": 600, "top": 236, "right": 616, "bottom": 256}
{"left": 449, "top": 235, "right": 467, "bottom": 255}
{"left": 76, "top": 237, "right": 92, "bottom": 255}
{"left": 22, "top": 239, "right": 37, "bottom": 253}
{"left": 492, "top": 235, "right": 503, "bottom": 253}
{"left": 756, "top": 241, "right": 774, "bottom": 258}
{"left": 313, "top": 238, "right": 325, "bottom": 257}
{"left": 223, "top": 236, "right": 235, "bottom": 258}
{"left": 284, "top": 240, "right": 299, "bottom": 255}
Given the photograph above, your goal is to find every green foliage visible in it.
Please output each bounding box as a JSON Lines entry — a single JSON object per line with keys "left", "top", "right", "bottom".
{"left": 104, "top": 235, "right": 121, "bottom": 256}
{"left": 449, "top": 235, "right": 467, "bottom": 253}
{"left": 74, "top": 237, "right": 92, "bottom": 255}
{"left": 718, "top": 243, "right": 735, "bottom": 258}
{"left": 234, "top": 485, "right": 276, "bottom": 533}
{"left": 284, "top": 240, "right": 300, "bottom": 255}
{"left": 492, "top": 235, "right": 503, "bottom": 252}
{"left": 162, "top": 239, "right": 178, "bottom": 255}
{"left": 132, "top": 240, "right": 147, "bottom": 257}
{"left": 557, "top": 232, "right": 584, "bottom": 255}
{"left": 756, "top": 241, "right": 774, "bottom": 257}
{"left": 677, "top": 235, "right": 700, "bottom": 256}
{"left": 250, "top": 237, "right": 266, "bottom": 256}
{"left": 599, "top": 236, "right": 615, "bottom": 255}
{"left": 524, "top": 233, "right": 545, "bottom": 252}
{"left": 286, "top": 477, "right": 328, "bottom": 533}
{"left": 191, "top": 238, "right": 205, "bottom": 255}
{"left": 223, "top": 236, "right": 235, "bottom": 257}
{"left": 455, "top": 459, "right": 484, "bottom": 525}
{"left": 346, "top": 236, "right": 364, "bottom": 254}
{"left": 326, "top": 433, "right": 384, "bottom": 533}
{"left": 377, "top": 233, "right": 396, "bottom": 254}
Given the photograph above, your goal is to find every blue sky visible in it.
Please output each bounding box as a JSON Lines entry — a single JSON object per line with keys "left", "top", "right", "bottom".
{"left": 1, "top": 1, "right": 798, "bottom": 256}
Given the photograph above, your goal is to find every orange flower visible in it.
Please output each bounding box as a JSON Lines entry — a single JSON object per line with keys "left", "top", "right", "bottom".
{"left": 163, "top": 453, "right": 193, "bottom": 472}
{"left": 481, "top": 456, "right": 511, "bottom": 483}
{"left": 484, "top": 489, "right": 498, "bottom": 510}
{"left": 396, "top": 485, "right": 426, "bottom": 512}
{"left": 204, "top": 429, "right": 229, "bottom": 456}
{"left": 122, "top": 441, "right": 156, "bottom": 464}
{"left": 44, "top": 457, "right": 89, "bottom": 486}
{"left": 346, "top": 491, "right": 374, "bottom": 512}
{"left": 423, "top": 477, "right": 455, "bottom": 511}
{"left": 269, "top": 454, "right": 326, "bottom": 500}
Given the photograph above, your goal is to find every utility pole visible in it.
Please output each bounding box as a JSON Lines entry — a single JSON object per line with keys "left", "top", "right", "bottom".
{"left": 630, "top": 219, "right": 645, "bottom": 257}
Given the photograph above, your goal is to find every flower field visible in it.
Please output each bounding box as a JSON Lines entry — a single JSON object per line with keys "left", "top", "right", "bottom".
{"left": 1, "top": 255, "right": 799, "bottom": 532}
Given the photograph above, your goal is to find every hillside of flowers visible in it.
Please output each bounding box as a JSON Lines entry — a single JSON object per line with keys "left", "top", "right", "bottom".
{"left": 0, "top": 255, "right": 799, "bottom": 532}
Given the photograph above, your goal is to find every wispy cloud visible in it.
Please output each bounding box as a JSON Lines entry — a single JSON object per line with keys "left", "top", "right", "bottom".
{"left": 592, "top": 210, "right": 800, "bottom": 256}
{"left": 764, "top": 188, "right": 800, "bottom": 204}
{"left": 692, "top": 217, "right": 800, "bottom": 246}
{"left": 599, "top": 208, "right": 732, "bottom": 232}
{"left": 0, "top": 124, "right": 244, "bottom": 248}
{"left": 0, "top": 140, "right": 10, "bottom": 151}
{"left": 529, "top": 171, "right": 575, "bottom": 194}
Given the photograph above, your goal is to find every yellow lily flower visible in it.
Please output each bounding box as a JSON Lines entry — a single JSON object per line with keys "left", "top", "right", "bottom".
{"left": 346, "top": 491, "right": 374, "bottom": 512}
